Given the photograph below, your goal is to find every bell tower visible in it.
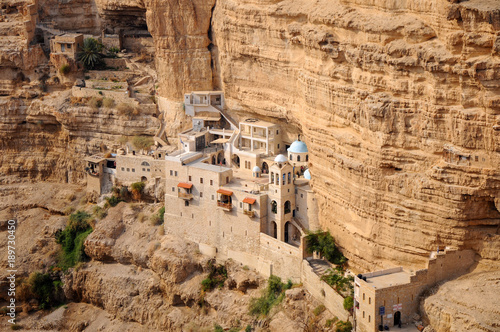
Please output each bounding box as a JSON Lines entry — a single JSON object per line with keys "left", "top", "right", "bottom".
{"left": 268, "top": 154, "right": 295, "bottom": 242}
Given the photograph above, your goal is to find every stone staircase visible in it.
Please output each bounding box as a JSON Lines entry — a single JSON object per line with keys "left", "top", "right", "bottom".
{"left": 308, "top": 259, "right": 332, "bottom": 277}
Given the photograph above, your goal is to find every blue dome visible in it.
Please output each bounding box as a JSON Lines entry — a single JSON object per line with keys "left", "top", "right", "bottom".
{"left": 304, "top": 169, "right": 311, "bottom": 180}
{"left": 288, "top": 140, "right": 308, "bottom": 153}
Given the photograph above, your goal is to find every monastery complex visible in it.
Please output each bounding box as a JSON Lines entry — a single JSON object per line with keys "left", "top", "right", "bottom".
{"left": 85, "top": 91, "right": 477, "bottom": 331}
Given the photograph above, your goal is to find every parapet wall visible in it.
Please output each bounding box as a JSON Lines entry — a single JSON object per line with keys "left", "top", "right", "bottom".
{"left": 258, "top": 233, "right": 303, "bottom": 282}
{"left": 302, "top": 259, "right": 349, "bottom": 321}
{"left": 426, "top": 249, "right": 476, "bottom": 285}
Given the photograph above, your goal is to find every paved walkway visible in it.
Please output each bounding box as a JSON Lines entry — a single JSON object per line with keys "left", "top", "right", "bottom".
{"left": 308, "top": 259, "right": 332, "bottom": 276}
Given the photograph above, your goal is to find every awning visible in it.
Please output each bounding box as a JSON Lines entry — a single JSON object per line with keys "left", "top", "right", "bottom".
{"left": 211, "top": 138, "right": 229, "bottom": 144}
{"left": 217, "top": 189, "right": 233, "bottom": 196}
{"left": 243, "top": 197, "right": 256, "bottom": 204}
{"left": 177, "top": 182, "right": 193, "bottom": 189}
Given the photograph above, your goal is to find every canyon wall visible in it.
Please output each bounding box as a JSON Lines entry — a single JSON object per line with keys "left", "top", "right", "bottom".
{"left": 206, "top": 0, "right": 500, "bottom": 271}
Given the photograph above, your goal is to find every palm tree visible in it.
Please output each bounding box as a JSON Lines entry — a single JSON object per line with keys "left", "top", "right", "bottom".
{"left": 78, "top": 38, "right": 104, "bottom": 70}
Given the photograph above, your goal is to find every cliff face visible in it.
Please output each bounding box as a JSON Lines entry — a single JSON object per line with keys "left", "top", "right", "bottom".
{"left": 204, "top": 0, "right": 500, "bottom": 270}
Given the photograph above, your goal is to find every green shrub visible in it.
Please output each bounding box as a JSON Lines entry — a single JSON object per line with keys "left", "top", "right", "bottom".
{"left": 249, "top": 275, "right": 292, "bottom": 317}
{"left": 27, "top": 272, "right": 63, "bottom": 309}
{"left": 59, "top": 64, "right": 71, "bottom": 75}
{"left": 305, "top": 230, "right": 346, "bottom": 265}
{"left": 119, "top": 186, "right": 129, "bottom": 199}
{"left": 131, "top": 182, "right": 145, "bottom": 201}
{"left": 150, "top": 206, "right": 165, "bottom": 226}
{"left": 93, "top": 205, "right": 107, "bottom": 219}
{"left": 132, "top": 136, "right": 154, "bottom": 151}
{"left": 343, "top": 296, "right": 353, "bottom": 311}
{"left": 313, "top": 304, "right": 326, "bottom": 316}
{"left": 201, "top": 260, "right": 227, "bottom": 292}
{"left": 104, "top": 195, "right": 122, "bottom": 208}
{"left": 56, "top": 211, "right": 93, "bottom": 270}
{"left": 325, "top": 317, "right": 338, "bottom": 327}
{"left": 102, "top": 97, "right": 115, "bottom": 108}
{"left": 335, "top": 320, "right": 352, "bottom": 332}
{"left": 321, "top": 266, "right": 354, "bottom": 296}
{"left": 214, "top": 325, "right": 224, "bottom": 332}
{"left": 245, "top": 325, "right": 252, "bottom": 332}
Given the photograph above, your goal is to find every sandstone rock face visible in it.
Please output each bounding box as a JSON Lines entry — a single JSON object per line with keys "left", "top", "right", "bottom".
{"left": 421, "top": 270, "right": 500, "bottom": 332}
{"left": 205, "top": 0, "right": 500, "bottom": 271}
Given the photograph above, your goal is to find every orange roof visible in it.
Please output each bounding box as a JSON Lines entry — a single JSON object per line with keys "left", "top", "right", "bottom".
{"left": 217, "top": 189, "right": 233, "bottom": 196}
{"left": 243, "top": 197, "right": 256, "bottom": 204}
{"left": 177, "top": 182, "right": 193, "bottom": 189}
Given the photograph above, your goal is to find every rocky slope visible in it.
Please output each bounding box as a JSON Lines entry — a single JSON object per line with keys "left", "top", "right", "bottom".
{"left": 0, "top": 185, "right": 343, "bottom": 331}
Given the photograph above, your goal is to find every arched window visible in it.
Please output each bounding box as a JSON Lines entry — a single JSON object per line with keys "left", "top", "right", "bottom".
{"left": 288, "top": 172, "right": 291, "bottom": 184}
{"left": 276, "top": 175, "right": 279, "bottom": 185}
{"left": 306, "top": 155, "right": 309, "bottom": 162}
{"left": 282, "top": 173, "right": 286, "bottom": 184}
{"left": 141, "top": 161, "right": 150, "bottom": 166}
{"left": 271, "top": 172, "right": 274, "bottom": 184}
{"left": 289, "top": 154, "right": 292, "bottom": 160}
{"left": 297, "top": 155, "right": 301, "bottom": 162}
{"left": 271, "top": 200, "right": 277, "bottom": 214}
{"left": 284, "top": 201, "right": 291, "bottom": 214}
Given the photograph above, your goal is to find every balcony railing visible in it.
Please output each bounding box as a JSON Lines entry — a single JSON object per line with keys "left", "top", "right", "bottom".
{"left": 217, "top": 201, "right": 232, "bottom": 211}
{"left": 243, "top": 210, "right": 255, "bottom": 217}
{"left": 178, "top": 192, "right": 193, "bottom": 200}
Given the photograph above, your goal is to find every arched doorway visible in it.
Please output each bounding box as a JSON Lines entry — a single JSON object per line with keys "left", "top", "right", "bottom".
{"left": 271, "top": 221, "right": 277, "bottom": 239}
{"left": 284, "top": 221, "right": 290, "bottom": 243}
{"left": 217, "top": 151, "right": 225, "bottom": 165}
{"left": 141, "top": 176, "right": 147, "bottom": 182}
{"left": 211, "top": 155, "right": 216, "bottom": 165}
{"left": 394, "top": 311, "right": 401, "bottom": 326}
{"left": 232, "top": 154, "right": 240, "bottom": 168}
{"left": 261, "top": 162, "right": 269, "bottom": 174}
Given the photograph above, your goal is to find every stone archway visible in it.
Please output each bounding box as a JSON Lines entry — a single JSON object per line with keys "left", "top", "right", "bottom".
{"left": 232, "top": 154, "right": 240, "bottom": 168}
{"left": 141, "top": 176, "right": 147, "bottom": 182}
{"left": 394, "top": 311, "right": 401, "bottom": 326}
{"left": 262, "top": 162, "right": 269, "bottom": 174}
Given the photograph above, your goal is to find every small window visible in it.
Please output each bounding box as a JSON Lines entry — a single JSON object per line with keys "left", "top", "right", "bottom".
{"left": 127, "top": 168, "right": 130, "bottom": 172}
{"left": 121, "top": 167, "right": 124, "bottom": 171}
{"left": 200, "top": 192, "right": 203, "bottom": 198}
{"left": 185, "top": 201, "right": 189, "bottom": 207}
{"left": 226, "top": 177, "right": 229, "bottom": 184}
{"left": 147, "top": 168, "right": 150, "bottom": 172}
{"left": 212, "top": 195, "right": 214, "bottom": 200}
{"left": 295, "top": 189, "right": 298, "bottom": 194}
{"left": 189, "top": 175, "right": 192, "bottom": 181}
{"left": 210, "top": 180, "right": 213, "bottom": 185}
{"left": 142, "top": 168, "right": 145, "bottom": 171}
{"left": 240, "top": 202, "right": 242, "bottom": 208}
{"left": 180, "top": 212, "right": 182, "bottom": 216}
{"left": 192, "top": 214, "right": 194, "bottom": 219}
{"left": 369, "top": 316, "right": 371, "bottom": 323}
{"left": 363, "top": 293, "right": 365, "bottom": 300}
{"left": 172, "top": 187, "right": 175, "bottom": 192}
{"left": 67, "top": 43, "right": 71, "bottom": 49}
{"left": 306, "top": 155, "right": 309, "bottom": 162}
{"left": 170, "top": 170, "right": 173, "bottom": 176}
{"left": 132, "top": 168, "right": 135, "bottom": 172}
{"left": 296, "top": 206, "right": 299, "bottom": 211}
{"left": 175, "top": 171, "right": 178, "bottom": 176}
{"left": 369, "top": 297, "right": 371, "bottom": 304}
{"left": 301, "top": 194, "right": 303, "bottom": 198}
{"left": 363, "top": 311, "right": 365, "bottom": 318}
{"left": 276, "top": 130, "right": 279, "bottom": 134}
{"left": 200, "top": 178, "right": 203, "bottom": 184}
{"left": 297, "top": 155, "right": 301, "bottom": 162}
{"left": 277, "top": 144, "right": 280, "bottom": 149}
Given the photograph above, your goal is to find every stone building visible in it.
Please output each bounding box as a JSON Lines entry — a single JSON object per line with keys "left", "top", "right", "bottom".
{"left": 50, "top": 34, "right": 84, "bottom": 59}
{"left": 354, "top": 248, "right": 475, "bottom": 332}
{"left": 84, "top": 154, "right": 115, "bottom": 196}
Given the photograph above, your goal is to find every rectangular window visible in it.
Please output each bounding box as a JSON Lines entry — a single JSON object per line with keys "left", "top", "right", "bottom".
{"left": 142, "top": 168, "right": 145, "bottom": 171}
{"left": 172, "top": 187, "right": 175, "bottom": 192}
{"left": 212, "top": 195, "right": 214, "bottom": 200}
{"left": 240, "top": 202, "right": 242, "bottom": 208}
{"left": 170, "top": 170, "right": 173, "bottom": 176}
{"left": 175, "top": 171, "right": 178, "bottom": 176}
{"left": 210, "top": 180, "right": 213, "bottom": 185}
{"left": 147, "top": 168, "right": 150, "bottom": 172}
{"left": 200, "top": 192, "right": 203, "bottom": 198}
{"left": 132, "top": 168, "right": 135, "bottom": 172}
{"left": 189, "top": 175, "right": 192, "bottom": 181}
{"left": 127, "top": 168, "right": 130, "bottom": 172}
{"left": 278, "top": 144, "right": 280, "bottom": 149}
{"left": 276, "top": 130, "right": 279, "bottom": 134}
{"left": 296, "top": 206, "right": 299, "bottom": 211}
{"left": 200, "top": 178, "right": 203, "bottom": 184}
{"left": 121, "top": 167, "right": 124, "bottom": 171}
{"left": 226, "top": 177, "right": 229, "bottom": 184}
{"left": 67, "top": 43, "right": 71, "bottom": 49}
{"left": 301, "top": 194, "right": 303, "bottom": 198}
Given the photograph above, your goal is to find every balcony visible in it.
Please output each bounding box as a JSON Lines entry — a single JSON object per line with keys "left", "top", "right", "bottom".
{"left": 178, "top": 192, "right": 193, "bottom": 200}
{"left": 243, "top": 210, "right": 255, "bottom": 217}
{"left": 217, "top": 201, "right": 232, "bottom": 211}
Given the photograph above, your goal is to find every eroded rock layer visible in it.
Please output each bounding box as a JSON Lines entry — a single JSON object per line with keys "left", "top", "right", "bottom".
{"left": 204, "top": 0, "right": 500, "bottom": 270}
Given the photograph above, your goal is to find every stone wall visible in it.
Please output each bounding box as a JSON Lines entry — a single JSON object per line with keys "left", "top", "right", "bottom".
{"left": 302, "top": 259, "right": 349, "bottom": 321}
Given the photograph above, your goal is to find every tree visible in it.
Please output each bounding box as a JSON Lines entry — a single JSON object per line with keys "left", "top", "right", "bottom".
{"left": 131, "top": 182, "right": 145, "bottom": 201}
{"left": 78, "top": 38, "right": 104, "bottom": 70}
